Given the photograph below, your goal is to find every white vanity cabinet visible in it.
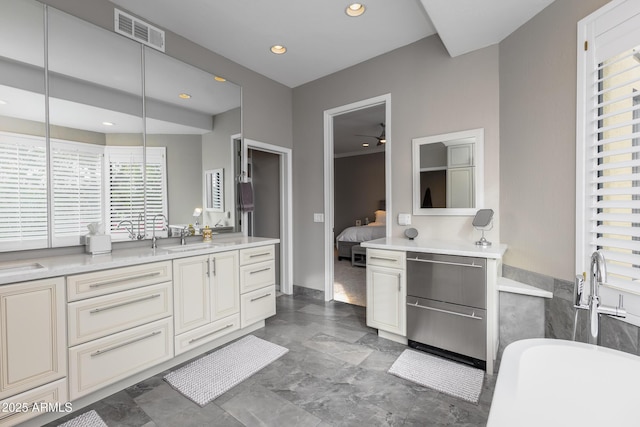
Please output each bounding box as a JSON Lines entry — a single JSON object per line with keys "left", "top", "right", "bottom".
{"left": 239, "top": 245, "right": 276, "bottom": 328}
{"left": 0, "top": 277, "right": 67, "bottom": 403}
{"left": 173, "top": 250, "right": 241, "bottom": 355}
{"left": 66, "top": 262, "right": 174, "bottom": 400}
{"left": 366, "top": 249, "right": 407, "bottom": 343}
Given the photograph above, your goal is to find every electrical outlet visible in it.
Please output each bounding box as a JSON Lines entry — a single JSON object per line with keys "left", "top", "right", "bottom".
{"left": 314, "top": 213, "right": 324, "bottom": 223}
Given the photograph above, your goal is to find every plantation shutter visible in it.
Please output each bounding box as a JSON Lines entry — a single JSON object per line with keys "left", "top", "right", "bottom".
{"left": 51, "top": 140, "right": 104, "bottom": 246}
{"left": 105, "top": 146, "right": 146, "bottom": 240}
{"left": 144, "top": 147, "right": 167, "bottom": 237}
{"left": 104, "top": 146, "right": 167, "bottom": 240}
{"left": 579, "top": 0, "right": 640, "bottom": 318}
{"left": 0, "top": 132, "right": 48, "bottom": 250}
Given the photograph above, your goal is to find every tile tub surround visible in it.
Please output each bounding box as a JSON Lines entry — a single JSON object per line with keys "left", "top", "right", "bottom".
{"left": 502, "top": 265, "right": 640, "bottom": 357}
{"left": 45, "top": 295, "right": 497, "bottom": 427}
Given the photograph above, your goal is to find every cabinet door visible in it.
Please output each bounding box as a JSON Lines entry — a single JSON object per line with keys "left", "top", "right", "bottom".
{"left": 211, "top": 250, "right": 239, "bottom": 321}
{"left": 366, "top": 265, "right": 406, "bottom": 336}
{"left": 173, "top": 255, "right": 210, "bottom": 334}
{"left": 446, "top": 167, "right": 474, "bottom": 208}
{"left": 0, "top": 277, "right": 66, "bottom": 400}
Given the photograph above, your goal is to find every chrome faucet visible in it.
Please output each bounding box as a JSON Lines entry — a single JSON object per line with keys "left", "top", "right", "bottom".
{"left": 575, "top": 250, "right": 626, "bottom": 344}
{"left": 117, "top": 220, "right": 135, "bottom": 239}
{"left": 135, "top": 213, "right": 145, "bottom": 240}
{"left": 151, "top": 214, "right": 168, "bottom": 249}
{"left": 180, "top": 227, "right": 189, "bottom": 246}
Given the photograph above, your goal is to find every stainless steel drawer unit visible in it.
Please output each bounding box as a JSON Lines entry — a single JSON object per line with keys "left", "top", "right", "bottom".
{"left": 406, "top": 252, "right": 487, "bottom": 368}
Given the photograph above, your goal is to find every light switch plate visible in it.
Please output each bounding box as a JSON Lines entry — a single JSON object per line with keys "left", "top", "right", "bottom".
{"left": 314, "top": 213, "right": 324, "bottom": 223}
{"left": 398, "top": 213, "right": 411, "bottom": 226}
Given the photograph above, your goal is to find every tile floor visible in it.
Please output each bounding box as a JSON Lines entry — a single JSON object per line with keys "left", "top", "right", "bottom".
{"left": 48, "top": 295, "right": 496, "bottom": 427}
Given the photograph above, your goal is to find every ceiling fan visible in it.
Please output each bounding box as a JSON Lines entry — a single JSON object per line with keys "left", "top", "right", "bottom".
{"left": 356, "top": 123, "right": 386, "bottom": 145}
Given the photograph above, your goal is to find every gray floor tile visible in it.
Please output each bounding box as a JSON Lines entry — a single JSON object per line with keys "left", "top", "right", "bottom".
{"left": 220, "top": 384, "right": 323, "bottom": 427}
{"left": 48, "top": 295, "right": 495, "bottom": 426}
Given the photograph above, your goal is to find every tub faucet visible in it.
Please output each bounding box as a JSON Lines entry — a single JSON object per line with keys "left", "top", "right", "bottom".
{"left": 585, "top": 250, "right": 626, "bottom": 344}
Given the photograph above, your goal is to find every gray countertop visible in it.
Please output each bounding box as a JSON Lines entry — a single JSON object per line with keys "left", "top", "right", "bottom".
{"left": 0, "top": 236, "right": 279, "bottom": 285}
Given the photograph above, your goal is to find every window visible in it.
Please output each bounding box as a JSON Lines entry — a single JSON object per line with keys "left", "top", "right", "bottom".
{"left": 0, "top": 132, "right": 48, "bottom": 250}
{"left": 105, "top": 146, "right": 167, "bottom": 241}
{"left": 578, "top": 0, "right": 640, "bottom": 326}
{"left": 52, "top": 140, "right": 103, "bottom": 246}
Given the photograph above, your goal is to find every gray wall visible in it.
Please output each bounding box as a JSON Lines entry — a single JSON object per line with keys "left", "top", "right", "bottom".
{"left": 334, "top": 152, "right": 385, "bottom": 235}
{"left": 499, "top": 0, "right": 611, "bottom": 281}
{"left": 39, "top": 0, "right": 293, "bottom": 151}
{"left": 293, "top": 36, "right": 500, "bottom": 291}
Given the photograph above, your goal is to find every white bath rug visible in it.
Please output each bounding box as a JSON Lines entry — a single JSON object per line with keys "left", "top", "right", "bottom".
{"left": 164, "top": 335, "right": 288, "bottom": 406}
{"left": 388, "top": 349, "right": 484, "bottom": 403}
{"left": 58, "top": 410, "right": 107, "bottom": 427}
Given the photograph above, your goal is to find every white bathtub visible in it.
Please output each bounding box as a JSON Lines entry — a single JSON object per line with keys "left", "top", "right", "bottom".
{"left": 487, "top": 338, "right": 640, "bottom": 427}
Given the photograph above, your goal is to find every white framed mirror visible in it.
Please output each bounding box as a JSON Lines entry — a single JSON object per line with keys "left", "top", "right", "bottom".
{"left": 412, "top": 128, "right": 484, "bottom": 216}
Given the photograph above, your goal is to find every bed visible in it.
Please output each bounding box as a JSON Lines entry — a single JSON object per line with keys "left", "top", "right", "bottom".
{"left": 335, "top": 210, "right": 386, "bottom": 260}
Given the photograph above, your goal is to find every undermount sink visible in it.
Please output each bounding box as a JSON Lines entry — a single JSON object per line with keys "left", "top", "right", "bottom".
{"left": 0, "top": 262, "right": 46, "bottom": 276}
{"left": 164, "top": 242, "right": 221, "bottom": 253}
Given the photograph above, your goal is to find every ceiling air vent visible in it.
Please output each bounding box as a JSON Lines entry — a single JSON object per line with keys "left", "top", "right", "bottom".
{"left": 114, "top": 9, "right": 165, "bottom": 52}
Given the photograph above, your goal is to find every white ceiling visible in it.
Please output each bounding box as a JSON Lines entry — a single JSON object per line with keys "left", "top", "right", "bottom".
{"left": 110, "top": 0, "right": 556, "bottom": 88}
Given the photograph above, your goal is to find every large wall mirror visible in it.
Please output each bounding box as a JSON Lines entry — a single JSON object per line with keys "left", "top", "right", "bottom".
{"left": 0, "top": 0, "right": 241, "bottom": 253}
{"left": 412, "top": 128, "right": 484, "bottom": 216}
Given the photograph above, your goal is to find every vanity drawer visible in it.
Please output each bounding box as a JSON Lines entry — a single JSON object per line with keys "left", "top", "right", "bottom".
{"left": 174, "top": 313, "right": 240, "bottom": 356}
{"left": 68, "top": 318, "right": 173, "bottom": 400}
{"left": 239, "top": 245, "right": 274, "bottom": 266}
{"left": 240, "top": 285, "right": 276, "bottom": 328}
{"left": 67, "top": 282, "right": 173, "bottom": 346}
{"left": 0, "top": 378, "right": 67, "bottom": 427}
{"left": 367, "top": 249, "right": 406, "bottom": 269}
{"left": 239, "top": 260, "right": 275, "bottom": 294}
{"left": 67, "top": 261, "right": 172, "bottom": 302}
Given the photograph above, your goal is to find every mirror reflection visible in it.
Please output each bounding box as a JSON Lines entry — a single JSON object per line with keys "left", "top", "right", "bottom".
{"left": 0, "top": 0, "right": 241, "bottom": 252}
{"left": 0, "top": 0, "right": 47, "bottom": 251}
{"left": 144, "top": 47, "right": 241, "bottom": 236}
{"left": 412, "top": 128, "right": 484, "bottom": 216}
{"left": 48, "top": 7, "right": 145, "bottom": 245}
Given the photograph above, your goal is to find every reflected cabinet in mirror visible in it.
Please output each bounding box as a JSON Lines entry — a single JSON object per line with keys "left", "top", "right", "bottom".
{"left": 412, "top": 128, "right": 484, "bottom": 216}
{"left": 0, "top": 0, "right": 241, "bottom": 252}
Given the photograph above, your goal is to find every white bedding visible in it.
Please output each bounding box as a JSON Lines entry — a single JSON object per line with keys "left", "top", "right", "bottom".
{"left": 335, "top": 224, "right": 385, "bottom": 247}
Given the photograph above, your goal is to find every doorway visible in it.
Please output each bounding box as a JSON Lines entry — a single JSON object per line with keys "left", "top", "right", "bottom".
{"left": 323, "top": 94, "right": 392, "bottom": 303}
{"left": 242, "top": 138, "right": 293, "bottom": 295}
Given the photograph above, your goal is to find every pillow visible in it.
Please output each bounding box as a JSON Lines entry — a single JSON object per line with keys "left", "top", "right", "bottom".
{"left": 374, "top": 210, "right": 386, "bottom": 224}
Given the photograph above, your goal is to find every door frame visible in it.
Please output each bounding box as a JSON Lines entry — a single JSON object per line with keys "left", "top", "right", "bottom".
{"left": 242, "top": 138, "right": 293, "bottom": 295}
{"left": 323, "top": 94, "right": 392, "bottom": 301}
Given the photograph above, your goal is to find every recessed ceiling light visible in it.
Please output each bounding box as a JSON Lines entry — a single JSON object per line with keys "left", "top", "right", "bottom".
{"left": 178, "top": 93, "right": 192, "bottom": 99}
{"left": 214, "top": 76, "right": 226, "bottom": 82}
{"left": 102, "top": 121, "right": 114, "bottom": 126}
{"left": 346, "top": 3, "right": 365, "bottom": 17}
{"left": 270, "top": 45, "right": 287, "bottom": 55}
{"left": 362, "top": 142, "right": 369, "bottom": 147}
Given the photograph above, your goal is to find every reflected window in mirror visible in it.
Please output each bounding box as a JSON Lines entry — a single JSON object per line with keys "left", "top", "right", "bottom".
{"left": 0, "top": 0, "right": 47, "bottom": 250}
{"left": 412, "top": 128, "right": 484, "bottom": 216}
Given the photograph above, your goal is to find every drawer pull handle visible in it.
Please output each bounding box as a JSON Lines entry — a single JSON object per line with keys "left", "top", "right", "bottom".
{"left": 249, "top": 252, "right": 270, "bottom": 258}
{"left": 89, "top": 271, "right": 162, "bottom": 288}
{"left": 90, "top": 330, "right": 162, "bottom": 357}
{"left": 407, "top": 301, "right": 483, "bottom": 321}
{"left": 250, "top": 293, "right": 272, "bottom": 302}
{"left": 249, "top": 267, "right": 271, "bottom": 275}
{"left": 89, "top": 293, "right": 162, "bottom": 314}
{"left": 407, "top": 258, "right": 483, "bottom": 268}
{"left": 370, "top": 256, "right": 397, "bottom": 262}
{"left": 188, "top": 323, "right": 235, "bottom": 343}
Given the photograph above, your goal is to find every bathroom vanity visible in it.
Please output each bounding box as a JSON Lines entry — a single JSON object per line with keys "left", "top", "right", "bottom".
{"left": 362, "top": 237, "right": 506, "bottom": 375}
{"left": 0, "top": 237, "right": 277, "bottom": 426}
